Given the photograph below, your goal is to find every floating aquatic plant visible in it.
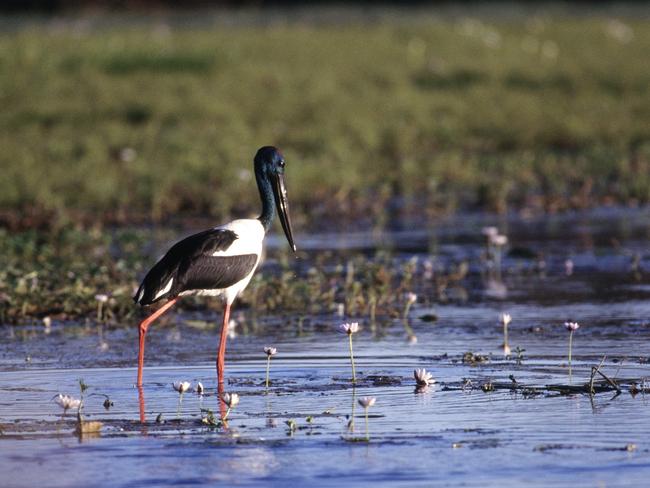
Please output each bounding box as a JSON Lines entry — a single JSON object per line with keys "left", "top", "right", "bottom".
{"left": 93, "top": 393, "right": 114, "bottom": 410}
{"left": 515, "top": 346, "right": 526, "bottom": 365}
{"left": 201, "top": 409, "right": 220, "bottom": 427}
{"left": 54, "top": 379, "right": 103, "bottom": 435}
{"left": 358, "top": 396, "right": 376, "bottom": 441}
{"left": 285, "top": 419, "right": 297, "bottom": 436}
{"left": 338, "top": 322, "right": 359, "bottom": 384}
{"left": 74, "top": 418, "right": 103, "bottom": 436}
{"left": 264, "top": 346, "right": 277, "bottom": 388}
{"left": 414, "top": 368, "right": 435, "bottom": 387}
{"left": 565, "top": 321, "right": 580, "bottom": 380}
{"left": 481, "top": 381, "right": 494, "bottom": 392}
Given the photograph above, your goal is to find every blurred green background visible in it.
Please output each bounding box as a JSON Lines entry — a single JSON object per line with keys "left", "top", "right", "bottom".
{"left": 1, "top": 5, "right": 650, "bottom": 229}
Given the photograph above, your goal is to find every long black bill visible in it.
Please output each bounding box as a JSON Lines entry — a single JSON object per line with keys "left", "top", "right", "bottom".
{"left": 272, "top": 173, "right": 297, "bottom": 252}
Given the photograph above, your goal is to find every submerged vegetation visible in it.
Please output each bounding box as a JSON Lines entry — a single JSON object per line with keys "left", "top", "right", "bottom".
{"left": 1, "top": 12, "right": 650, "bottom": 229}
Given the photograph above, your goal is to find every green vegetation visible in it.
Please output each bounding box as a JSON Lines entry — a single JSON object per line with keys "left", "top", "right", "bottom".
{"left": 0, "top": 227, "right": 462, "bottom": 323}
{"left": 1, "top": 12, "right": 649, "bottom": 226}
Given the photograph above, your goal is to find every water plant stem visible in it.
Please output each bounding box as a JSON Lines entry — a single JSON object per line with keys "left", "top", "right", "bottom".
{"left": 349, "top": 388, "right": 356, "bottom": 433}
{"left": 403, "top": 301, "right": 413, "bottom": 321}
{"left": 568, "top": 330, "right": 574, "bottom": 382}
{"left": 494, "top": 248, "right": 502, "bottom": 281}
{"left": 364, "top": 407, "right": 370, "bottom": 441}
{"left": 176, "top": 394, "right": 183, "bottom": 419}
{"left": 265, "top": 356, "right": 271, "bottom": 388}
{"left": 348, "top": 334, "right": 356, "bottom": 384}
{"left": 402, "top": 318, "right": 416, "bottom": 342}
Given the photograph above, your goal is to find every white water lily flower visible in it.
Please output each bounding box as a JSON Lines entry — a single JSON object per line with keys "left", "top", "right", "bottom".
{"left": 490, "top": 234, "right": 508, "bottom": 246}
{"left": 500, "top": 313, "right": 512, "bottom": 327}
{"left": 405, "top": 292, "right": 417, "bottom": 305}
{"left": 423, "top": 259, "right": 434, "bottom": 280}
{"left": 482, "top": 226, "right": 499, "bottom": 237}
{"left": 338, "top": 322, "right": 359, "bottom": 335}
{"left": 172, "top": 381, "right": 191, "bottom": 394}
{"left": 264, "top": 346, "right": 277, "bottom": 357}
{"left": 119, "top": 147, "right": 137, "bottom": 162}
{"left": 196, "top": 382, "right": 204, "bottom": 394}
{"left": 227, "top": 319, "right": 238, "bottom": 340}
{"left": 221, "top": 392, "right": 240, "bottom": 408}
{"left": 565, "top": 259, "right": 574, "bottom": 275}
{"left": 565, "top": 321, "right": 580, "bottom": 332}
{"left": 414, "top": 368, "right": 435, "bottom": 386}
{"left": 54, "top": 394, "right": 81, "bottom": 411}
{"left": 358, "top": 396, "right": 376, "bottom": 408}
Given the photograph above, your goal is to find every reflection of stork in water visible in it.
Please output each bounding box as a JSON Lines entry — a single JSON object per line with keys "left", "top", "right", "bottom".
{"left": 133, "top": 146, "right": 296, "bottom": 421}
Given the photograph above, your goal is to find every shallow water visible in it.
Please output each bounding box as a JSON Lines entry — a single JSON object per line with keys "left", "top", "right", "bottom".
{"left": 1, "top": 208, "right": 650, "bottom": 487}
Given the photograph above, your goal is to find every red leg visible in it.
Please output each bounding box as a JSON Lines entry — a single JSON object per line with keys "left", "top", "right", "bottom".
{"left": 217, "top": 302, "right": 232, "bottom": 385}
{"left": 137, "top": 297, "right": 179, "bottom": 387}
{"left": 217, "top": 380, "right": 227, "bottom": 423}
{"left": 138, "top": 386, "right": 147, "bottom": 425}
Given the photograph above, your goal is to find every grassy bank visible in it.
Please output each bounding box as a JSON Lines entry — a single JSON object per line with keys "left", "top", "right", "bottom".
{"left": 1, "top": 10, "right": 650, "bottom": 227}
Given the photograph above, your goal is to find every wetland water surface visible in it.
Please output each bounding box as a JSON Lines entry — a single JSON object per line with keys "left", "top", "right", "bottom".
{"left": 1, "top": 208, "right": 650, "bottom": 487}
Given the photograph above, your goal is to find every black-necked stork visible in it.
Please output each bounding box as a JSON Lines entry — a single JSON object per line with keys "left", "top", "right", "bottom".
{"left": 133, "top": 146, "right": 296, "bottom": 387}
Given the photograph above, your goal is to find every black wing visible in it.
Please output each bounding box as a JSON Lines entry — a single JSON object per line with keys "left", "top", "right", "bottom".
{"left": 134, "top": 228, "right": 256, "bottom": 306}
{"left": 174, "top": 253, "right": 258, "bottom": 295}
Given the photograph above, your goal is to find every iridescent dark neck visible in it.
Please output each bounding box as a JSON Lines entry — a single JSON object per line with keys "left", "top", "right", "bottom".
{"left": 256, "top": 171, "right": 275, "bottom": 232}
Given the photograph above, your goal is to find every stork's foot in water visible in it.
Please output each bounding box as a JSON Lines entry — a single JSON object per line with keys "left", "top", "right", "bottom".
{"left": 138, "top": 386, "right": 146, "bottom": 424}
{"left": 217, "top": 382, "right": 228, "bottom": 421}
{"left": 216, "top": 302, "right": 231, "bottom": 382}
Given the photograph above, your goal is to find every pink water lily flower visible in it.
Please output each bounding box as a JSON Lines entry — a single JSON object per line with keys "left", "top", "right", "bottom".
{"left": 172, "top": 381, "right": 191, "bottom": 394}
{"left": 358, "top": 396, "right": 376, "bottom": 408}
{"left": 338, "top": 322, "right": 359, "bottom": 335}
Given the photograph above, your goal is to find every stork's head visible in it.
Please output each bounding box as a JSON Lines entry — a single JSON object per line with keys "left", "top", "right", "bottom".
{"left": 254, "top": 146, "right": 296, "bottom": 252}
